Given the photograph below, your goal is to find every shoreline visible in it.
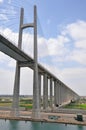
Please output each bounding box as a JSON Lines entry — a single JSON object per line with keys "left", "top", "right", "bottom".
{"left": 0, "top": 110, "right": 86, "bottom": 126}
{"left": 0, "top": 116, "right": 86, "bottom": 126}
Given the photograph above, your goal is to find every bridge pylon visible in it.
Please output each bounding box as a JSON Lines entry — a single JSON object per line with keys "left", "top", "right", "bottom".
{"left": 11, "top": 5, "right": 40, "bottom": 119}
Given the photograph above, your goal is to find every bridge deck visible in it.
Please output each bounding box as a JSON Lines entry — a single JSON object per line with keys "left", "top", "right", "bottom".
{"left": 0, "top": 34, "right": 58, "bottom": 78}
{"left": 0, "top": 34, "right": 78, "bottom": 95}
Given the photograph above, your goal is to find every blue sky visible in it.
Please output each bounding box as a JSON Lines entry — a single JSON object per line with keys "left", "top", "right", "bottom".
{"left": 0, "top": 0, "right": 86, "bottom": 96}
{"left": 35, "top": 0, "right": 86, "bottom": 38}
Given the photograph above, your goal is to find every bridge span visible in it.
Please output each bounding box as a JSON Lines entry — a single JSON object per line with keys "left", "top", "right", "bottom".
{"left": 0, "top": 34, "right": 79, "bottom": 117}
{"left": 0, "top": 5, "right": 79, "bottom": 119}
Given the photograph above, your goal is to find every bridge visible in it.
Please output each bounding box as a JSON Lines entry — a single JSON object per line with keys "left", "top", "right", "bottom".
{"left": 0, "top": 6, "right": 79, "bottom": 119}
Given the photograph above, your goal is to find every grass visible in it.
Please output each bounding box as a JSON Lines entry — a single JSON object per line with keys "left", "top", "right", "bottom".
{"left": 1, "top": 97, "right": 86, "bottom": 110}
{"left": 20, "top": 103, "right": 33, "bottom": 109}
{"left": 0, "top": 102, "right": 12, "bottom": 107}
{"left": 64, "top": 103, "right": 86, "bottom": 110}
{"left": 0, "top": 98, "right": 33, "bottom": 109}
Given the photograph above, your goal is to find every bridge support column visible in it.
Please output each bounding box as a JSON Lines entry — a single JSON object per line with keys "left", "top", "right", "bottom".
{"left": 11, "top": 62, "right": 20, "bottom": 116}
{"left": 43, "top": 73, "right": 48, "bottom": 110}
{"left": 66, "top": 89, "right": 69, "bottom": 102}
{"left": 56, "top": 82, "right": 60, "bottom": 107}
{"left": 60, "top": 85, "right": 63, "bottom": 105}
{"left": 58, "top": 83, "right": 61, "bottom": 106}
{"left": 64, "top": 86, "right": 67, "bottom": 104}
{"left": 67, "top": 89, "right": 70, "bottom": 102}
{"left": 11, "top": 7, "right": 24, "bottom": 117}
{"left": 32, "top": 6, "right": 40, "bottom": 119}
{"left": 62, "top": 86, "right": 65, "bottom": 103}
{"left": 38, "top": 73, "right": 41, "bottom": 109}
{"left": 60, "top": 85, "right": 66, "bottom": 105}
{"left": 59, "top": 84, "right": 62, "bottom": 105}
{"left": 50, "top": 78, "right": 53, "bottom": 109}
{"left": 63, "top": 87, "right": 67, "bottom": 103}
{"left": 54, "top": 80, "right": 57, "bottom": 107}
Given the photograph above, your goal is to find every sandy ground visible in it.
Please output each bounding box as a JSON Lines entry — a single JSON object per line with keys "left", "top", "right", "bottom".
{"left": 0, "top": 110, "right": 86, "bottom": 126}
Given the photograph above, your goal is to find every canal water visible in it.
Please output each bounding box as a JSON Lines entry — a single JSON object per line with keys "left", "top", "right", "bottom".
{"left": 0, "top": 119, "right": 86, "bottom": 130}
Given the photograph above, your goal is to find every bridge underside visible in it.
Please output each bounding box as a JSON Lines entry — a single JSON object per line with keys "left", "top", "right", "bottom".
{"left": 0, "top": 34, "right": 79, "bottom": 118}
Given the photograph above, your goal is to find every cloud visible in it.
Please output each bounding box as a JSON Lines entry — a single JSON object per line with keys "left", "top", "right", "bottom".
{"left": 0, "top": 68, "right": 14, "bottom": 94}
{"left": 0, "top": 51, "right": 15, "bottom": 66}
{"left": 60, "top": 20, "right": 86, "bottom": 65}
{"left": 47, "top": 35, "right": 69, "bottom": 56}
{"left": 0, "top": 20, "right": 86, "bottom": 95}
{"left": 34, "top": 62, "right": 86, "bottom": 96}
{"left": 0, "top": 67, "right": 33, "bottom": 95}
{"left": 0, "top": 27, "right": 70, "bottom": 59}
{"left": 0, "top": 0, "right": 3, "bottom": 3}
{"left": 63, "top": 20, "right": 86, "bottom": 40}
{"left": 0, "top": 4, "right": 17, "bottom": 24}
{"left": 70, "top": 50, "right": 86, "bottom": 65}
{"left": 0, "top": 27, "right": 18, "bottom": 45}
{"left": 20, "top": 68, "right": 33, "bottom": 95}
{"left": 75, "top": 40, "right": 86, "bottom": 49}
{"left": 0, "top": 14, "right": 8, "bottom": 21}
{"left": 58, "top": 67, "right": 86, "bottom": 96}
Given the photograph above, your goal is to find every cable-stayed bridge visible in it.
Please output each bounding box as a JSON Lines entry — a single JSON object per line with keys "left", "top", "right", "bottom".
{"left": 0, "top": 6, "right": 79, "bottom": 119}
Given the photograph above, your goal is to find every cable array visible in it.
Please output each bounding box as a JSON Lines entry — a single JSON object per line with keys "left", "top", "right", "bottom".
{"left": 0, "top": 0, "right": 54, "bottom": 69}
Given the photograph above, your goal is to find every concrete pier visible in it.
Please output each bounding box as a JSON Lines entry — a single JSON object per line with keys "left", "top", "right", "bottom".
{"left": 50, "top": 78, "right": 53, "bottom": 109}
{"left": 56, "top": 82, "right": 60, "bottom": 106}
{"left": 38, "top": 73, "right": 41, "bottom": 109}
{"left": 54, "top": 80, "right": 57, "bottom": 107}
{"left": 12, "top": 62, "right": 20, "bottom": 116}
{"left": 11, "top": 8, "right": 24, "bottom": 116}
{"left": 43, "top": 73, "right": 48, "bottom": 110}
{"left": 32, "top": 6, "right": 40, "bottom": 119}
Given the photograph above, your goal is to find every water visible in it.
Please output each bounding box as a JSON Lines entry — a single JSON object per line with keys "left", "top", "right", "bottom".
{"left": 0, "top": 119, "right": 86, "bottom": 130}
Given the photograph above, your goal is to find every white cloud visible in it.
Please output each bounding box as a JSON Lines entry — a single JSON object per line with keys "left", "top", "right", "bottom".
{"left": 75, "top": 40, "right": 86, "bottom": 49}
{"left": 35, "top": 62, "right": 86, "bottom": 96}
{"left": 20, "top": 68, "right": 33, "bottom": 95}
{"left": 0, "top": 20, "right": 86, "bottom": 95}
{"left": 38, "top": 37, "right": 48, "bottom": 57}
{"left": 38, "top": 35, "right": 70, "bottom": 63}
{"left": 0, "top": 67, "right": 33, "bottom": 95}
{"left": 0, "top": 28, "right": 18, "bottom": 46}
{"left": 0, "top": 27, "right": 70, "bottom": 58}
{"left": 0, "top": 14, "right": 8, "bottom": 21}
{"left": 70, "top": 50, "right": 86, "bottom": 65}
{"left": 58, "top": 68, "right": 86, "bottom": 96}
{"left": 47, "top": 35, "right": 69, "bottom": 56}
{"left": 0, "top": 0, "right": 3, "bottom": 3}
{"left": 63, "top": 20, "right": 86, "bottom": 40}
{"left": 61, "top": 20, "right": 86, "bottom": 65}
{"left": 0, "top": 68, "right": 14, "bottom": 94}
{"left": 0, "top": 52, "right": 15, "bottom": 67}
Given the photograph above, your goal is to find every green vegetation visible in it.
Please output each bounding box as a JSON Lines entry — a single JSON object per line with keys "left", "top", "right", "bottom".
{"left": 1, "top": 96, "right": 86, "bottom": 110}
{"left": 19, "top": 98, "right": 33, "bottom": 109}
{"left": 0, "top": 97, "right": 33, "bottom": 110}
{"left": 64, "top": 103, "right": 86, "bottom": 109}
{"left": 64, "top": 98, "right": 86, "bottom": 110}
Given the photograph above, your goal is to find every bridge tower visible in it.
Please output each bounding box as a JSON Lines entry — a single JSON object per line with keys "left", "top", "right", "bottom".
{"left": 12, "top": 5, "right": 40, "bottom": 119}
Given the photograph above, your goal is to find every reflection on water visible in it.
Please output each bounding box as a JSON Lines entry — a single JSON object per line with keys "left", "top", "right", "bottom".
{"left": 77, "top": 125, "right": 84, "bottom": 130}
{"left": 0, "top": 119, "right": 86, "bottom": 130}
{"left": 9, "top": 120, "right": 19, "bottom": 130}
{"left": 31, "top": 122, "right": 41, "bottom": 130}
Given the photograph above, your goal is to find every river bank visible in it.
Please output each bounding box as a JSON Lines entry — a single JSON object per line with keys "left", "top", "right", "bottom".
{"left": 0, "top": 110, "right": 86, "bottom": 126}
